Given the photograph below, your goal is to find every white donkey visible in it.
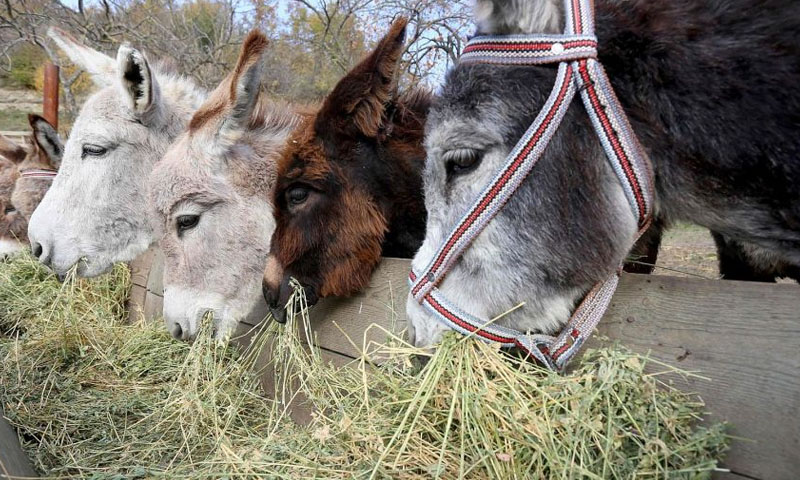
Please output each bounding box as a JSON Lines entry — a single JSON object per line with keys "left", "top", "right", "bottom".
{"left": 149, "top": 32, "right": 302, "bottom": 340}
{"left": 28, "top": 29, "right": 206, "bottom": 279}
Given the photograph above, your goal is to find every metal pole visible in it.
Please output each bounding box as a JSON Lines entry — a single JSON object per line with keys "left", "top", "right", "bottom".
{"left": 43, "top": 63, "right": 59, "bottom": 129}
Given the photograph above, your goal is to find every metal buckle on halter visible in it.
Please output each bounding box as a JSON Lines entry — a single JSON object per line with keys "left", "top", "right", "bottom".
{"left": 409, "top": 0, "right": 654, "bottom": 371}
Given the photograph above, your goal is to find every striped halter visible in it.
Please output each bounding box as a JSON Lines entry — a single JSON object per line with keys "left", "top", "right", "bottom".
{"left": 19, "top": 169, "right": 57, "bottom": 179}
{"left": 409, "top": 0, "right": 654, "bottom": 371}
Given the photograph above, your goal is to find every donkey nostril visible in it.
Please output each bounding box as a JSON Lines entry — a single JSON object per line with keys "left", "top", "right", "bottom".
{"left": 32, "top": 242, "right": 43, "bottom": 259}
{"left": 263, "top": 281, "right": 277, "bottom": 308}
{"left": 169, "top": 322, "right": 183, "bottom": 340}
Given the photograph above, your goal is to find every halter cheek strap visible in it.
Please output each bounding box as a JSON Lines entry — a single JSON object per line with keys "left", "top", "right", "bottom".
{"left": 20, "top": 169, "right": 58, "bottom": 180}
{"left": 409, "top": 0, "right": 654, "bottom": 371}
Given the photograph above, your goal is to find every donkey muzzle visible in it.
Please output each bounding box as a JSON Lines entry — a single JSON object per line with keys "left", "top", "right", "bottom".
{"left": 263, "top": 278, "right": 289, "bottom": 324}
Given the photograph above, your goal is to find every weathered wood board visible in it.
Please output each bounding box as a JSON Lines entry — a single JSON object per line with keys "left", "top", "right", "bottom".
{"left": 0, "top": 412, "right": 37, "bottom": 479}
{"left": 127, "top": 254, "right": 800, "bottom": 479}
{"left": 127, "top": 247, "right": 164, "bottom": 324}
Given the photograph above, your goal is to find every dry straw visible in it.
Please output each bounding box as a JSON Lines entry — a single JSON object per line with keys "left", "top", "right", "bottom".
{"left": 0, "top": 254, "right": 727, "bottom": 478}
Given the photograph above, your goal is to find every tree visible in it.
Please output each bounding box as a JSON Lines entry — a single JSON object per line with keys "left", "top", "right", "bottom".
{"left": 1, "top": 0, "right": 474, "bottom": 120}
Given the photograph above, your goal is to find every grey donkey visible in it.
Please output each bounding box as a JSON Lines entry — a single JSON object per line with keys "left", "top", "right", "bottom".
{"left": 407, "top": 0, "right": 800, "bottom": 347}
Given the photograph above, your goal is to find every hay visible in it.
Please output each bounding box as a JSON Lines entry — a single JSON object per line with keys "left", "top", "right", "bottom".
{"left": 0, "top": 254, "right": 728, "bottom": 478}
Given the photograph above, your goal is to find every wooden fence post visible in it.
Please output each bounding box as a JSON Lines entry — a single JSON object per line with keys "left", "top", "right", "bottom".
{"left": 43, "top": 63, "right": 59, "bottom": 129}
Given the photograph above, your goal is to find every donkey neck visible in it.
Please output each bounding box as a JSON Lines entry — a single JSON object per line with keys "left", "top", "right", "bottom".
{"left": 592, "top": 0, "right": 800, "bottom": 225}
{"left": 375, "top": 89, "right": 431, "bottom": 258}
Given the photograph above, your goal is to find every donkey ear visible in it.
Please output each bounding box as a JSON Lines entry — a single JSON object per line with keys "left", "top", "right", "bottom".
{"left": 318, "top": 17, "right": 408, "bottom": 138}
{"left": 0, "top": 134, "right": 26, "bottom": 164}
{"left": 217, "top": 30, "right": 270, "bottom": 145}
{"left": 116, "top": 44, "right": 161, "bottom": 119}
{"left": 28, "top": 115, "right": 63, "bottom": 169}
{"left": 475, "top": 0, "right": 563, "bottom": 34}
{"left": 48, "top": 27, "right": 116, "bottom": 87}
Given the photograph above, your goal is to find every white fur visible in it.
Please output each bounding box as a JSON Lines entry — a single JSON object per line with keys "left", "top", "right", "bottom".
{"left": 157, "top": 193, "right": 276, "bottom": 341}
{"left": 162, "top": 284, "right": 269, "bottom": 341}
{"left": 0, "top": 238, "right": 24, "bottom": 257}
{"left": 48, "top": 28, "right": 116, "bottom": 87}
{"left": 28, "top": 36, "right": 205, "bottom": 278}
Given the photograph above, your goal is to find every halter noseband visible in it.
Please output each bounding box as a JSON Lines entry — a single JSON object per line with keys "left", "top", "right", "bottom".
{"left": 409, "top": 0, "right": 654, "bottom": 371}
{"left": 19, "top": 169, "right": 57, "bottom": 180}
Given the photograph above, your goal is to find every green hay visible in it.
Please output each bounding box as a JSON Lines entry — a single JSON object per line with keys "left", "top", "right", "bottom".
{"left": 0, "top": 254, "right": 728, "bottom": 478}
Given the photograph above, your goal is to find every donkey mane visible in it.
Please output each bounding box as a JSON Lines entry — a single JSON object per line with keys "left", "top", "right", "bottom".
{"left": 386, "top": 87, "right": 433, "bottom": 147}
{"left": 231, "top": 97, "right": 307, "bottom": 197}
{"left": 150, "top": 62, "right": 207, "bottom": 117}
{"left": 149, "top": 95, "right": 304, "bottom": 216}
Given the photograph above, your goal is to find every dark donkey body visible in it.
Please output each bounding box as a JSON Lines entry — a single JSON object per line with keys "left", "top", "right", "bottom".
{"left": 263, "top": 19, "right": 430, "bottom": 317}
{"left": 406, "top": 0, "right": 800, "bottom": 347}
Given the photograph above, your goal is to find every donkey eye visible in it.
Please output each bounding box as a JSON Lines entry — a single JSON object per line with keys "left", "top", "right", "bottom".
{"left": 4, "top": 204, "right": 15, "bottom": 214}
{"left": 81, "top": 144, "right": 107, "bottom": 158}
{"left": 287, "top": 186, "right": 310, "bottom": 206}
{"left": 176, "top": 214, "right": 200, "bottom": 234}
{"left": 444, "top": 148, "right": 482, "bottom": 177}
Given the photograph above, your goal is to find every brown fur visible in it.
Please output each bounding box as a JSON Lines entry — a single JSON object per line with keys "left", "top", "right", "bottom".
{"left": 264, "top": 18, "right": 431, "bottom": 311}
{"left": 188, "top": 31, "right": 270, "bottom": 132}
{"left": 0, "top": 135, "right": 26, "bottom": 164}
{"left": 0, "top": 115, "right": 60, "bottom": 245}
{"left": 316, "top": 18, "right": 408, "bottom": 137}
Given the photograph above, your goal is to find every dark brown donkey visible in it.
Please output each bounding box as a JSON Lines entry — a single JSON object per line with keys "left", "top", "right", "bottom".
{"left": 262, "top": 18, "right": 430, "bottom": 320}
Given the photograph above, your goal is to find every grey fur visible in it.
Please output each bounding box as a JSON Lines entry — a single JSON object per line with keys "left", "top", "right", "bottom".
{"left": 475, "top": 0, "right": 563, "bottom": 35}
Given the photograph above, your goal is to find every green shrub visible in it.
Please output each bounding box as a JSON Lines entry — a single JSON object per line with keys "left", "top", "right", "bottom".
{"left": 6, "top": 43, "right": 45, "bottom": 89}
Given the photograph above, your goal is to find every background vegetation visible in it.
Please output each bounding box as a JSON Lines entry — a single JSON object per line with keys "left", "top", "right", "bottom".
{"left": 0, "top": 0, "right": 471, "bottom": 128}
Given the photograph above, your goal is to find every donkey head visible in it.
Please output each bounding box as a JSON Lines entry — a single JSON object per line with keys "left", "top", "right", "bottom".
{"left": 28, "top": 28, "right": 204, "bottom": 279}
{"left": 149, "top": 31, "right": 301, "bottom": 341}
{"left": 0, "top": 115, "right": 62, "bottom": 256}
{"left": 406, "top": 0, "right": 638, "bottom": 347}
{"left": 263, "top": 18, "right": 429, "bottom": 320}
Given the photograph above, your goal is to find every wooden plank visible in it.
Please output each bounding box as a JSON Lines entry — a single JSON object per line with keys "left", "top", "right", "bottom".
{"left": 126, "top": 248, "right": 157, "bottom": 324}
{"left": 0, "top": 132, "right": 27, "bottom": 144}
{"left": 0, "top": 411, "right": 37, "bottom": 479}
{"left": 127, "top": 284, "right": 148, "bottom": 323}
{"left": 233, "top": 323, "right": 356, "bottom": 426}
{"left": 128, "top": 248, "right": 156, "bottom": 288}
{"left": 308, "top": 258, "right": 409, "bottom": 357}
{"left": 595, "top": 274, "right": 800, "bottom": 480}
{"left": 713, "top": 471, "right": 759, "bottom": 480}
{"left": 143, "top": 291, "right": 163, "bottom": 325}
{"left": 145, "top": 249, "right": 165, "bottom": 297}
{"left": 126, "top": 248, "right": 164, "bottom": 325}
{"left": 306, "top": 257, "right": 800, "bottom": 480}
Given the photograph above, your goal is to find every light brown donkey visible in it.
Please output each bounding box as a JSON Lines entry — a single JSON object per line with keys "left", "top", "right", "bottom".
{"left": 149, "top": 31, "right": 305, "bottom": 340}
{"left": 0, "top": 115, "right": 62, "bottom": 256}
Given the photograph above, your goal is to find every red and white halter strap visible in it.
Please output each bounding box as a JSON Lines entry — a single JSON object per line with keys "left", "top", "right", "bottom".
{"left": 20, "top": 169, "right": 57, "bottom": 179}
{"left": 409, "top": 0, "right": 654, "bottom": 371}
